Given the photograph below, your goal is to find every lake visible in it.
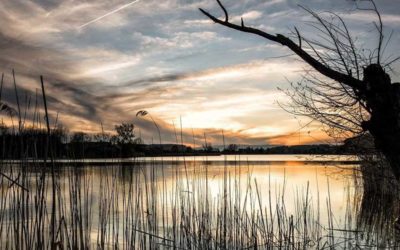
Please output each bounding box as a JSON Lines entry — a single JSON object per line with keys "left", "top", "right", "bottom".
{"left": 0, "top": 154, "right": 397, "bottom": 249}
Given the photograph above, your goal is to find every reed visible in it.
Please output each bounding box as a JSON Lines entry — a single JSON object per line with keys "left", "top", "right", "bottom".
{"left": 0, "top": 157, "right": 399, "bottom": 249}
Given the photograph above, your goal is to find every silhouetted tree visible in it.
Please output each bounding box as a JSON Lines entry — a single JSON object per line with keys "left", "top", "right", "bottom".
{"left": 93, "top": 132, "right": 112, "bottom": 143}
{"left": 114, "top": 123, "right": 141, "bottom": 157}
{"left": 202, "top": 142, "right": 214, "bottom": 152}
{"left": 114, "top": 123, "right": 137, "bottom": 145}
{"left": 226, "top": 144, "right": 238, "bottom": 153}
{"left": 200, "top": 0, "right": 400, "bottom": 180}
{"left": 70, "top": 132, "right": 89, "bottom": 143}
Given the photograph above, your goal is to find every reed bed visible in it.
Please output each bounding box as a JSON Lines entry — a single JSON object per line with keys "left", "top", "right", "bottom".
{"left": 0, "top": 156, "right": 399, "bottom": 249}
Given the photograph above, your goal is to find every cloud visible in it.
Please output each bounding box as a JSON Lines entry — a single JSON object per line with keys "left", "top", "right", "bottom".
{"left": 339, "top": 11, "right": 400, "bottom": 26}
{"left": 132, "top": 31, "right": 230, "bottom": 51}
{"left": 231, "top": 10, "right": 263, "bottom": 23}
{"left": 117, "top": 58, "right": 303, "bottom": 88}
{"left": 0, "top": 0, "right": 399, "bottom": 145}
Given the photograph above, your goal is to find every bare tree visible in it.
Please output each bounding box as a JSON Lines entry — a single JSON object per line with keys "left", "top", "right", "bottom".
{"left": 115, "top": 122, "right": 139, "bottom": 145}
{"left": 200, "top": 0, "right": 400, "bottom": 179}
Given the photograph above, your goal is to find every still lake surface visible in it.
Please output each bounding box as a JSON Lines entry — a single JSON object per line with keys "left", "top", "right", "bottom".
{"left": 2, "top": 154, "right": 374, "bottom": 248}
{"left": 58, "top": 155, "right": 358, "bottom": 231}
{"left": 132, "top": 154, "right": 359, "bottom": 223}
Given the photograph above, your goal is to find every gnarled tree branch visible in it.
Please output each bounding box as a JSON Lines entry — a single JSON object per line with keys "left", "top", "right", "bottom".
{"left": 199, "top": 2, "right": 364, "bottom": 91}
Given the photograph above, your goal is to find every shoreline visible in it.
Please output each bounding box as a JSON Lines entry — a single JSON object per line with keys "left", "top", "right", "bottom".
{"left": 0, "top": 154, "right": 361, "bottom": 165}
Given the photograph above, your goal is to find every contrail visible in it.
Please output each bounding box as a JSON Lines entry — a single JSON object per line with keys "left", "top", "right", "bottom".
{"left": 78, "top": 0, "right": 140, "bottom": 29}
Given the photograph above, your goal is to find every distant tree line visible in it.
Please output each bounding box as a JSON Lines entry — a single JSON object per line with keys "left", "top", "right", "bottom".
{"left": 0, "top": 122, "right": 197, "bottom": 159}
{"left": 222, "top": 144, "right": 354, "bottom": 155}
{"left": 0, "top": 123, "right": 66, "bottom": 159}
{"left": 0, "top": 120, "right": 363, "bottom": 159}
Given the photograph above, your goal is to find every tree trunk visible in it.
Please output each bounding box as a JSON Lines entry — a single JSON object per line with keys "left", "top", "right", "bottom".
{"left": 362, "top": 64, "right": 400, "bottom": 180}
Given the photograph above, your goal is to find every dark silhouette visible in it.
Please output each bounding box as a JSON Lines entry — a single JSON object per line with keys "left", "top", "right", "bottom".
{"left": 200, "top": 0, "right": 400, "bottom": 180}
{"left": 0, "top": 125, "right": 66, "bottom": 159}
{"left": 0, "top": 123, "right": 360, "bottom": 159}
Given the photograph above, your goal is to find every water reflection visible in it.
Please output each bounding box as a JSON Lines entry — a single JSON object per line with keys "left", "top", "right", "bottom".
{"left": 354, "top": 160, "right": 400, "bottom": 247}
{"left": 0, "top": 155, "right": 399, "bottom": 248}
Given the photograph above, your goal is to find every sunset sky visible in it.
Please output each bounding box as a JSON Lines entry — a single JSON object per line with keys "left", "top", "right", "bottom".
{"left": 0, "top": 0, "right": 399, "bottom": 146}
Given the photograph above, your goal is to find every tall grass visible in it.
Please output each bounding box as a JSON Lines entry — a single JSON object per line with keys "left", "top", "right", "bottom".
{"left": 0, "top": 158, "right": 399, "bottom": 249}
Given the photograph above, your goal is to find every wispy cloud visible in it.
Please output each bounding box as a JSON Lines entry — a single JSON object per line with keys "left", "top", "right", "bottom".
{"left": 0, "top": 0, "right": 399, "bottom": 145}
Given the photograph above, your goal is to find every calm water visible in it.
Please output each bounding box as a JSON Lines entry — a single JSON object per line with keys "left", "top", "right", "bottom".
{"left": 2, "top": 154, "right": 395, "bottom": 248}
{"left": 135, "top": 154, "right": 357, "bottom": 224}
{"left": 51, "top": 154, "right": 358, "bottom": 225}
